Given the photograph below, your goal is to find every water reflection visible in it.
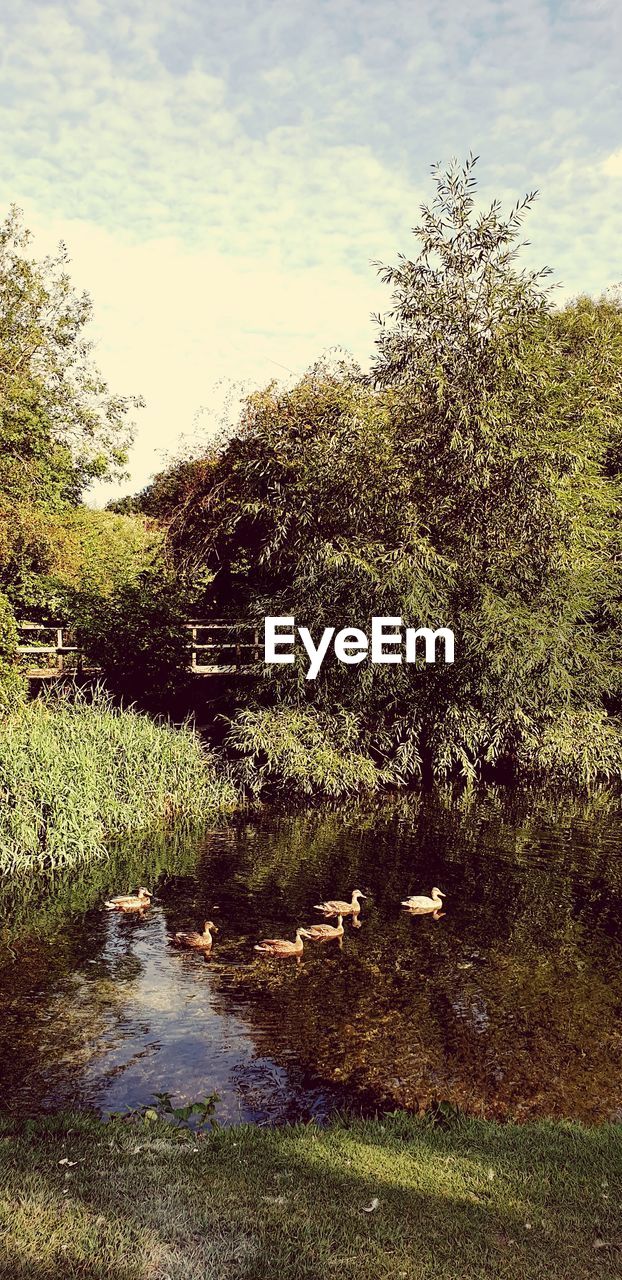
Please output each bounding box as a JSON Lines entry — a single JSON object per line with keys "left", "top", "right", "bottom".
{"left": 0, "top": 788, "right": 621, "bottom": 1124}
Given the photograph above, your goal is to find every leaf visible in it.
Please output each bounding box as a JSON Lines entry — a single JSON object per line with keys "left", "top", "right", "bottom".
{"left": 361, "top": 1197, "right": 380, "bottom": 1213}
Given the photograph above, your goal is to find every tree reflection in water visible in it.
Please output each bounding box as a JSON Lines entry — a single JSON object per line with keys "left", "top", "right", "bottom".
{"left": 0, "top": 788, "right": 621, "bottom": 1124}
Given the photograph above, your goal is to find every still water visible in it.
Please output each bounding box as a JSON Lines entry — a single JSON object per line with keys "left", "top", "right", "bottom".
{"left": 0, "top": 789, "right": 621, "bottom": 1125}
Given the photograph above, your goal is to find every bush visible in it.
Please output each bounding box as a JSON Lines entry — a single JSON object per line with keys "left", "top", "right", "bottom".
{"left": 0, "top": 591, "right": 25, "bottom": 714}
{"left": 74, "top": 571, "right": 192, "bottom": 704}
{"left": 226, "top": 705, "right": 388, "bottom": 797}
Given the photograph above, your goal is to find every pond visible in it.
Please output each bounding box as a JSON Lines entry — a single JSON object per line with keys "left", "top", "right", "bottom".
{"left": 0, "top": 788, "right": 621, "bottom": 1126}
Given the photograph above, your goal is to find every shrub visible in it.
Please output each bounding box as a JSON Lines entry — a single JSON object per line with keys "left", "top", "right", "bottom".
{"left": 74, "top": 571, "right": 192, "bottom": 704}
{"left": 0, "top": 591, "right": 25, "bottom": 715}
{"left": 226, "top": 705, "right": 388, "bottom": 797}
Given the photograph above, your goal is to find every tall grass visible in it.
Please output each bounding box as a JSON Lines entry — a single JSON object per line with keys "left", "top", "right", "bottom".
{"left": 0, "top": 691, "right": 238, "bottom": 873}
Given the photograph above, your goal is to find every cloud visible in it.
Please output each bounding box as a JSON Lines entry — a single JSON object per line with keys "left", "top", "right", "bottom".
{"left": 602, "top": 148, "right": 622, "bottom": 177}
{"left": 1, "top": 0, "right": 621, "bottom": 497}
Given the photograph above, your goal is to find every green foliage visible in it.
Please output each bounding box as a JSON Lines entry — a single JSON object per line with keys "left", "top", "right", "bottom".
{"left": 107, "top": 456, "right": 209, "bottom": 523}
{"left": 0, "top": 206, "right": 142, "bottom": 612}
{"left": 74, "top": 570, "right": 193, "bottom": 703}
{"left": 0, "top": 206, "right": 139, "bottom": 500}
{"left": 117, "top": 1091, "right": 220, "bottom": 1131}
{"left": 226, "top": 705, "right": 387, "bottom": 796}
{"left": 166, "top": 356, "right": 445, "bottom": 622}
{"left": 0, "top": 592, "right": 25, "bottom": 714}
{"left": 2, "top": 507, "right": 161, "bottom": 619}
{"left": 47, "top": 507, "right": 160, "bottom": 599}
{"left": 0, "top": 689, "right": 237, "bottom": 872}
{"left": 160, "top": 158, "right": 622, "bottom": 787}
{"left": 516, "top": 708, "right": 622, "bottom": 786}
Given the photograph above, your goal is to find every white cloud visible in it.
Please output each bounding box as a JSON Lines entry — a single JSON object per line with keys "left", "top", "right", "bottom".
{"left": 602, "top": 148, "right": 622, "bottom": 177}
{"left": 1, "top": 0, "right": 621, "bottom": 499}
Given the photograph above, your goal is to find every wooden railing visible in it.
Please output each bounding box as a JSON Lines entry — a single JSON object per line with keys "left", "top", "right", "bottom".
{"left": 16, "top": 620, "right": 262, "bottom": 678}
{"left": 17, "top": 622, "right": 84, "bottom": 677}
{"left": 185, "top": 621, "right": 261, "bottom": 674}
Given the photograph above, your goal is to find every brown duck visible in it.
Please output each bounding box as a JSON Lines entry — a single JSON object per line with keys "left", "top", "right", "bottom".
{"left": 301, "top": 915, "right": 344, "bottom": 941}
{"left": 254, "top": 929, "right": 305, "bottom": 957}
{"left": 174, "top": 921, "right": 218, "bottom": 950}
{"left": 104, "top": 887, "right": 152, "bottom": 913}
{"left": 313, "top": 889, "right": 366, "bottom": 918}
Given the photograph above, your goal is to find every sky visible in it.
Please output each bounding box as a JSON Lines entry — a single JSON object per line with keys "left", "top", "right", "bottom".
{"left": 1, "top": 0, "right": 621, "bottom": 502}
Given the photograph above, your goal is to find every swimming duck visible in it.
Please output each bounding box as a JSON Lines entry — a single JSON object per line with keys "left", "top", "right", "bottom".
{"left": 301, "top": 915, "right": 344, "bottom": 941}
{"left": 254, "top": 928, "right": 306, "bottom": 957}
{"left": 104, "top": 887, "right": 152, "bottom": 913}
{"left": 313, "top": 890, "right": 366, "bottom": 918}
{"left": 174, "top": 921, "right": 218, "bottom": 950}
{"left": 401, "top": 887, "right": 446, "bottom": 910}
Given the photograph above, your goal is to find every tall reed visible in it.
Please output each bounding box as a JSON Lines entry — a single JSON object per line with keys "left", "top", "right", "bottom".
{"left": 0, "top": 691, "right": 237, "bottom": 873}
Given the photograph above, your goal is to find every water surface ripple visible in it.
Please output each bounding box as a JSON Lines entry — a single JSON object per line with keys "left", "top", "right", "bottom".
{"left": 1, "top": 789, "right": 621, "bottom": 1125}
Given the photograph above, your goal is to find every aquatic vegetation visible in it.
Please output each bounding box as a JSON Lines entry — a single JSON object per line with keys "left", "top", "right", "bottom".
{"left": 116, "top": 1090, "right": 220, "bottom": 1132}
{"left": 0, "top": 691, "right": 237, "bottom": 873}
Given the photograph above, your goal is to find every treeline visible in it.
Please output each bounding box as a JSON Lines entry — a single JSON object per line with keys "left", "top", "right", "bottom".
{"left": 114, "top": 159, "right": 622, "bottom": 788}
{"left": 0, "top": 204, "right": 162, "bottom": 704}
{"left": 2, "top": 159, "right": 622, "bottom": 790}
{"left": 0, "top": 208, "right": 235, "bottom": 868}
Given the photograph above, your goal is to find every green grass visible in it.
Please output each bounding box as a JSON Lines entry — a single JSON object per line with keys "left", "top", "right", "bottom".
{"left": 0, "top": 693, "right": 238, "bottom": 872}
{"left": 0, "top": 1111, "right": 619, "bottom": 1279}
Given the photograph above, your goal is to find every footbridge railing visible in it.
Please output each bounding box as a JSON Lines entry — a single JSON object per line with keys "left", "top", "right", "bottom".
{"left": 16, "top": 620, "right": 262, "bottom": 678}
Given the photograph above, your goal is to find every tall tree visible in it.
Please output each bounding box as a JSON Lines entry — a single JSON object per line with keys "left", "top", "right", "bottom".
{"left": 0, "top": 206, "right": 142, "bottom": 609}
{"left": 145, "top": 160, "right": 622, "bottom": 786}
{"left": 367, "top": 157, "right": 622, "bottom": 779}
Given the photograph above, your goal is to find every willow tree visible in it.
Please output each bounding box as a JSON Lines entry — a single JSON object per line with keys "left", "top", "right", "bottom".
{"left": 369, "top": 155, "right": 622, "bottom": 781}
{"left": 162, "top": 158, "right": 622, "bottom": 788}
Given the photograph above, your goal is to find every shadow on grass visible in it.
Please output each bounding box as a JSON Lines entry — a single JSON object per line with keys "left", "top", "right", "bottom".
{"left": 0, "top": 1113, "right": 620, "bottom": 1279}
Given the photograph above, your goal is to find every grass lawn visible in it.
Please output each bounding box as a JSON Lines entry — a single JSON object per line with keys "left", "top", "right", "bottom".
{"left": 0, "top": 1111, "right": 620, "bottom": 1279}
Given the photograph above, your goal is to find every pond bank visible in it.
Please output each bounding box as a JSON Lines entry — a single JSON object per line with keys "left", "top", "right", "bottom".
{"left": 0, "top": 1111, "right": 620, "bottom": 1279}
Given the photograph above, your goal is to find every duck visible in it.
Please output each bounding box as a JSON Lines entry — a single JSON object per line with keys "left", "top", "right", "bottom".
{"left": 401, "top": 887, "right": 446, "bottom": 911}
{"left": 301, "top": 915, "right": 344, "bottom": 941}
{"left": 104, "top": 887, "right": 152, "bottom": 913}
{"left": 254, "top": 928, "right": 306, "bottom": 957}
{"left": 313, "top": 889, "right": 366, "bottom": 918}
{"left": 174, "top": 921, "right": 218, "bottom": 950}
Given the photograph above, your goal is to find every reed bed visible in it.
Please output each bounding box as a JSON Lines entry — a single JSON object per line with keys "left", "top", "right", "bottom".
{"left": 0, "top": 692, "right": 237, "bottom": 873}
